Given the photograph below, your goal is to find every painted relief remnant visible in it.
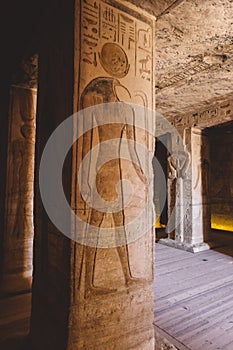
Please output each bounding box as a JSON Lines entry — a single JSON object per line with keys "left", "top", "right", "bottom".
{"left": 99, "top": 43, "right": 130, "bottom": 78}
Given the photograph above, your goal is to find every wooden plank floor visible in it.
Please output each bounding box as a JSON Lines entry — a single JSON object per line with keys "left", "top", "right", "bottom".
{"left": 1, "top": 233, "right": 233, "bottom": 350}
{"left": 153, "top": 239, "right": 233, "bottom": 350}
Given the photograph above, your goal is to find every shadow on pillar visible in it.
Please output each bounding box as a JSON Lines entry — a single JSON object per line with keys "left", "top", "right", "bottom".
{"left": 0, "top": 55, "right": 38, "bottom": 297}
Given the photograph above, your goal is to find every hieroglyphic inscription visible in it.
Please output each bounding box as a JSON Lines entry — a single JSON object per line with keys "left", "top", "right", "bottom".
{"left": 137, "top": 27, "right": 152, "bottom": 81}
{"left": 80, "top": 0, "right": 154, "bottom": 107}
{"left": 156, "top": 61, "right": 213, "bottom": 91}
{"left": 118, "top": 13, "right": 135, "bottom": 49}
{"left": 81, "top": 0, "right": 99, "bottom": 66}
{"left": 163, "top": 94, "right": 233, "bottom": 135}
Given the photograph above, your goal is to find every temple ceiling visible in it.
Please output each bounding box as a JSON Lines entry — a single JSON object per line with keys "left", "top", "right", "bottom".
{"left": 154, "top": 0, "right": 233, "bottom": 116}
{"left": 1, "top": 0, "right": 233, "bottom": 119}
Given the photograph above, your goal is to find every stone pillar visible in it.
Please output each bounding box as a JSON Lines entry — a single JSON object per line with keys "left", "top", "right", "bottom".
{"left": 190, "top": 127, "right": 211, "bottom": 248}
{"left": 30, "top": 1, "right": 156, "bottom": 349}
{"left": 176, "top": 128, "right": 192, "bottom": 246}
{"left": 0, "top": 83, "right": 37, "bottom": 296}
{"left": 160, "top": 127, "right": 210, "bottom": 253}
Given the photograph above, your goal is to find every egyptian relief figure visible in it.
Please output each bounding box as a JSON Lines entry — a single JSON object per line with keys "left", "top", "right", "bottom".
{"left": 168, "top": 155, "right": 177, "bottom": 181}
{"left": 79, "top": 77, "right": 148, "bottom": 295}
{"left": 168, "top": 148, "right": 190, "bottom": 180}
{"left": 166, "top": 146, "right": 190, "bottom": 234}
{"left": 9, "top": 113, "right": 35, "bottom": 239}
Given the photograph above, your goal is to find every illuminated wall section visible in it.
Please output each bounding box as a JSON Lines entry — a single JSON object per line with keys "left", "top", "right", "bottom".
{"left": 210, "top": 127, "right": 233, "bottom": 232}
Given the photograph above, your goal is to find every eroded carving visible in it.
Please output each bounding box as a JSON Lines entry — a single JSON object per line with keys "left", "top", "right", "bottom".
{"left": 167, "top": 149, "right": 190, "bottom": 180}
{"left": 156, "top": 42, "right": 233, "bottom": 92}
{"left": 79, "top": 78, "right": 149, "bottom": 295}
{"left": 74, "top": 0, "right": 155, "bottom": 298}
{"left": 99, "top": 43, "right": 130, "bottom": 78}
{"left": 2, "top": 86, "right": 36, "bottom": 295}
{"left": 10, "top": 114, "right": 35, "bottom": 237}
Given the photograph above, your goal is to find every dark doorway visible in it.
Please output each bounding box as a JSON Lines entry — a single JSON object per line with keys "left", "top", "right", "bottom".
{"left": 205, "top": 121, "right": 233, "bottom": 256}
{"left": 153, "top": 134, "right": 169, "bottom": 237}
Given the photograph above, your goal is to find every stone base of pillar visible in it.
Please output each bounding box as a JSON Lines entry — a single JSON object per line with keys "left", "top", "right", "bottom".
{"left": 0, "top": 272, "right": 32, "bottom": 296}
{"left": 158, "top": 238, "right": 210, "bottom": 253}
{"left": 30, "top": 284, "right": 155, "bottom": 350}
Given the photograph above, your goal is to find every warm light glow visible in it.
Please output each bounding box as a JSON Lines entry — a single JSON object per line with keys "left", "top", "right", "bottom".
{"left": 155, "top": 217, "right": 166, "bottom": 229}
{"left": 211, "top": 214, "right": 233, "bottom": 232}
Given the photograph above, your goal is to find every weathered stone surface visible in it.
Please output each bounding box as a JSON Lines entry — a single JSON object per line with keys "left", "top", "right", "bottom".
{"left": 30, "top": 1, "right": 156, "bottom": 349}
{"left": 73, "top": 1, "right": 157, "bottom": 346}
{"left": 126, "top": 0, "right": 185, "bottom": 17}
{"left": 0, "top": 86, "right": 37, "bottom": 296}
{"left": 156, "top": 0, "right": 233, "bottom": 116}
{"left": 159, "top": 95, "right": 233, "bottom": 252}
{"left": 1, "top": 0, "right": 233, "bottom": 348}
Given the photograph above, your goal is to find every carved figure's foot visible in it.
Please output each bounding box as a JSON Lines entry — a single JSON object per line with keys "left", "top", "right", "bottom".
{"left": 125, "top": 277, "right": 146, "bottom": 287}
{"left": 85, "top": 285, "right": 117, "bottom": 297}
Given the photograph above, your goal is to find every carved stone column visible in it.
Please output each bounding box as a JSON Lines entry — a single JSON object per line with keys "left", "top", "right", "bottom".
{"left": 0, "top": 83, "right": 37, "bottom": 295}
{"left": 30, "top": 1, "right": 156, "bottom": 349}
{"left": 166, "top": 154, "right": 176, "bottom": 239}
{"left": 190, "top": 127, "right": 211, "bottom": 248}
{"left": 160, "top": 127, "right": 210, "bottom": 253}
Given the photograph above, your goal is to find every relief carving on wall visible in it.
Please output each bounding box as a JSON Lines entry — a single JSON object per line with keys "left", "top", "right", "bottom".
{"left": 75, "top": 0, "right": 155, "bottom": 295}
{"left": 170, "top": 99, "right": 233, "bottom": 131}
{"left": 156, "top": 43, "right": 233, "bottom": 92}
{"left": 2, "top": 87, "right": 36, "bottom": 293}
{"left": 80, "top": 0, "right": 154, "bottom": 106}
{"left": 9, "top": 113, "right": 35, "bottom": 238}
{"left": 99, "top": 43, "right": 130, "bottom": 78}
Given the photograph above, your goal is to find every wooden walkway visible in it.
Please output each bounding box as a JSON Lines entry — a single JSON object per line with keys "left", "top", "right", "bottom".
{"left": 153, "top": 241, "right": 233, "bottom": 350}
{"left": 1, "top": 233, "right": 233, "bottom": 350}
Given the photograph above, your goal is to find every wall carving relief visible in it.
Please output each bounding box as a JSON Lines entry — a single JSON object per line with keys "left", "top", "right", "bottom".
{"left": 1, "top": 86, "right": 36, "bottom": 295}
{"left": 168, "top": 97, "right": 233, "bottom": 132}
{"left": 73, "top": 0, "right": 155, "bottom": 296}
{"left": 99, "top": 43, "right": 130, "bottom": 77}
{"left": 167, "top": 149, "right": 190, "bottom": 180}
{"left": 156, "top": 43, "right": 233, "bottom": 92}
{"left": 162, "top": 94, "right": 233, "bottom": 252}
{"left": 29, "top": 2, "right": 156, "bottom": 349}
{"left": 79, "top": 0, "right": 154, "bottom": 108}
{"left": 9, "top": 113, "right": 35, "bottom": 238}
